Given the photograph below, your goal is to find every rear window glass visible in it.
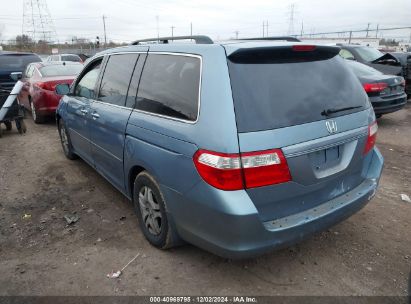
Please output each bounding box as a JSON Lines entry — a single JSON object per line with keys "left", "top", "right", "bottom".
{"left": 136, "top": 54, "right": 201, "bottom": 121}
{"left": 228, "top": 55, "right": 369, "bottom": 132}
{"left": 61, "top": 55, "right": 82, "bottom": 62}
{"left": 346, "top": 60, "right": 383, "bottom": 77}
{"left": 0, "top": 54, "right": 41, "bottom": 70}
{"left": 39, "top": 64, "right": 82, "bottom": 77}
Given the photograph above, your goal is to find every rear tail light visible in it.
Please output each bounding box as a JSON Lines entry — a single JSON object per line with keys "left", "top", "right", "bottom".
{"left": 363, "top": 121, "right": 378, "bottom": 155}
{"left": 292, "top": 45, "right": 316, "bottom": 52}
{"left": 193, "top": 149, "right": 291, "bottom": 191}
{"left": 400, "top": 79, "right": 406, "bottom": 87}
{"left": 37, "top": 82, "right": 56, "bottom": 91}
{"left": 363, "top": 82, "right": 388, "bottom": 93}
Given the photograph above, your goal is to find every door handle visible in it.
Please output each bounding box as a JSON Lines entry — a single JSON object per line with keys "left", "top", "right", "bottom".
{"left": 91, "top": 112, "right": 100, "bottom": 119}
{"left": 80, "top": 109, "right": 88, "bottom": 115}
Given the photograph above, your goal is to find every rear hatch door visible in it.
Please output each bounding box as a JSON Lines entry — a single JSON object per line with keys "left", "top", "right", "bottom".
{"left": 225, "top": 44, "right": 373, "bottom": 222}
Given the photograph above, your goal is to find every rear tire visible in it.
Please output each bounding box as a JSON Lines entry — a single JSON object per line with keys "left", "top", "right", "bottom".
{"left": 58, "top": 118, "right": 77, "bottom": 160}
{"left": 133, "top": 171, "right": 180, "bottom": 249}
{"left": 31, "top": 101, "right": 45, "bottom": 124}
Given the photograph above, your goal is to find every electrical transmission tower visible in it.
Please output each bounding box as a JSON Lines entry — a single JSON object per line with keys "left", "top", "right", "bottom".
{"left": 287, "top": 4, "right": 296, "bottom": 36}
{"left": 22, "top": 0, "right": 57, "bottom": 43}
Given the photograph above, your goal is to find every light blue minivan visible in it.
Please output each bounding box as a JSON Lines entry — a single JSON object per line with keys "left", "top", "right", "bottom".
{"left": 56, "top": 36, "right": 383, "bottom": 258}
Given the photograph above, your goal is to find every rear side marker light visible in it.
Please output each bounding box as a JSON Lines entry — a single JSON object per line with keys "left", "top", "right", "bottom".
{"left": 292, "top": 45, "right": 316, "bottom": 52}
{"left": 193, "top": 149, "right": 291, "bottom": 191}
{"left": 363, "top": 121, "right": 378, "bottom": 155}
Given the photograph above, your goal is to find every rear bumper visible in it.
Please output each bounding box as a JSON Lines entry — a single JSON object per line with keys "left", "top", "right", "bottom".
{"left": 371, "top": 93, "right": 407, "bottom": 115}
{"left": 33, "top": 90, "right": 61, "bottom": 116}
{"left": 164, "top": 147, "right": 384, "bottom": 259}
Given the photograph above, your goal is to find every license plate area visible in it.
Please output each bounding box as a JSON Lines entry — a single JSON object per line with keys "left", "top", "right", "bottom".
{"left": 309, "top": 145, "right": 340, "bottom": 171}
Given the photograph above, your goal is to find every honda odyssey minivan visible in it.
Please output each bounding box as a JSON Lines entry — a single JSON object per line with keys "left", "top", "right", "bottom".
{"left": 56, "top": 36, "right": 384, "bottom": 258}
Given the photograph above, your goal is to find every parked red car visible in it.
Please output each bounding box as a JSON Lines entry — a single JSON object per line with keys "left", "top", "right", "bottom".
{"left": 19, "top": 61, "right": 82, "bottom": 123}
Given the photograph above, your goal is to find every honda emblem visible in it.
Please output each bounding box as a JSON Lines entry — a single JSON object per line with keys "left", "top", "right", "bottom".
{"left": 326, "top": 120, "right": 338, "bottom": 134}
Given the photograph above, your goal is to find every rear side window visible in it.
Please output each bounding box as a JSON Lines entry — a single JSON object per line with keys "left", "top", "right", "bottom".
{"left": 136, "top": 54, "right": 201, "bottom": 121}
{"left": 228, "top": 54, "right": 369, "bottom": 132}
{"left": 98, "top": 54, "right": 138, "bottom": 107}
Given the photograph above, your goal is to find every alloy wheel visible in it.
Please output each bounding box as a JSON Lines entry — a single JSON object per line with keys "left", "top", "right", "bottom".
{"left": 31, "top": 102, "right": 37, "bottom": 122}
{"left": 60, "top": 124, "right": 69, "bottom": 155}
{"left": 138, "top": 186, "right": 162, "bottom": 236}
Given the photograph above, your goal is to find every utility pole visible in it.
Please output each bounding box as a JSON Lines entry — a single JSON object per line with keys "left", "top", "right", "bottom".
{"left": 375, "top": 24, "right": 379, "bottom": 38}
{"left": 300, "top": 21, "right": 304, "bottom": 38}
{"left": 190, "top": 22, "right": 193, "bottom": 36}
{"left": 102, "top": 15, "right": 107, "bottom": 46}
{"left": 235, "top": 30, "right": 239, "bottom": 39}
{"left": 266, "top": 21, "right": 269, "bottom": 37}
{"left": 348, "top": 31, "right": 352, "bottom": 44}
{"left": 171, "top": 26, "right": 175, "bottom": 39}
{"left": 262, "top": 22, "right": 265, "bottom": 37}
{"left": 156, "top": 16, "right": 159, "bottom": 41}
{"left": 287, "top": 4, "right": 295, "bottom": 36}
{"left": 366, "top": 22, "right": 370, "bottom": 38}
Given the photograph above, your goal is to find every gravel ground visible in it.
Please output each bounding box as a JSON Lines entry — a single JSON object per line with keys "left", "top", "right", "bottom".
{"left": 0, "top": 105, "right": 410, "bottom": 296}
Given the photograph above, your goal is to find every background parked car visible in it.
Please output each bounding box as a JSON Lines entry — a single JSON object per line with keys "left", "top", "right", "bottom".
{"left": 391, "top": 52, "right": 411, "bottom": 96}
{"left": 0, "top": 51, "right": 42, "bottom": 93}
{"left": 338, "top": 44, "right": 403, "bottom": 74}
{"left": 346, "top": 60, "right": 407, "bottom": 118}
{"left": 19, "top": 61, "right": 83, "bottom": 123}
{"left": 46, "top": 54, "right": 83, "bottom": 63}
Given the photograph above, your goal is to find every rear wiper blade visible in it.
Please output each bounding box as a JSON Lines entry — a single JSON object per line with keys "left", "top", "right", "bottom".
{"left": 321, "top": 106, "right": 362, "bottom": 116}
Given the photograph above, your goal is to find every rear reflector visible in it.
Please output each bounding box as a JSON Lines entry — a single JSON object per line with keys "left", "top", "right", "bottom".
{"left": 292, "top": 45, "right": 316, "bottom": 52}
{"left": 193, "top": 149, "right": 291, "bottom": 191}
{"left": 363, "top": 82, "right": 388, "bottom": 93}
{"left": 363, "top": 121, "right": 378, "bottom": 155}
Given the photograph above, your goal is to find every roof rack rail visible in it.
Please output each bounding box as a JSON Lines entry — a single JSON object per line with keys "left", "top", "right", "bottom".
{"left": 240, "top": 36, "right": 301, "bottom": 42}
{"left": 131, "top": 35, "right": 213, "bottom": 45}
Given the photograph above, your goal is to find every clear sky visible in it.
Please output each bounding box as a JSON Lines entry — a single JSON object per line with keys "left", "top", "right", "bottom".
{"left": 0, "top": 0, "right": 410, "bottom": 43}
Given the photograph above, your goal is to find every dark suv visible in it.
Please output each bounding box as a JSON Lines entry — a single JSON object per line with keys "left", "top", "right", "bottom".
{"left": 0, "top": 51, "right": 42, "bottom": 92}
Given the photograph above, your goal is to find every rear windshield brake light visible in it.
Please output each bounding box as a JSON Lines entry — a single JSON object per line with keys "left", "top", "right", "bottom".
{"left": 292, "top": 45, "right": 316, "bottom": 52}
{"left": 193, "top": 149, "right": 291, "bottom": 190}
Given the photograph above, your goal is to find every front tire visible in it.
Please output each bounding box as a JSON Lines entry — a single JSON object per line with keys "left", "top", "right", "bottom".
{"left": 58, "top": 118, "right": 77, "bottom": 160}
{"left": 133, "top": 172, "right": 179, "bottom": 249}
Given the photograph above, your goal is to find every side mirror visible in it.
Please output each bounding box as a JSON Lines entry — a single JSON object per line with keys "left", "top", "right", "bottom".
{"left": 55, "top": 83, "right": 70, "bottom": 95}
{"left": 10, "top": 72, "right": 22, "bottom": 81}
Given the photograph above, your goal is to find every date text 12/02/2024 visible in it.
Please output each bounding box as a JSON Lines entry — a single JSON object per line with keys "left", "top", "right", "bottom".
{"left": 149, "top": 297, "right": 257, "bottom": 303}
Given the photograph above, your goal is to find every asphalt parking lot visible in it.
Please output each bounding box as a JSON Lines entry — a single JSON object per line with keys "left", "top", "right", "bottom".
{"left": 0, "top": 104, "right": 410, "bottom": 296}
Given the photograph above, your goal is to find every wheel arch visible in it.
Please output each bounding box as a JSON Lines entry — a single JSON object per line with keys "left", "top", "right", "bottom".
{"left": 128, "top": 165, "right": 146, "bottom": 199}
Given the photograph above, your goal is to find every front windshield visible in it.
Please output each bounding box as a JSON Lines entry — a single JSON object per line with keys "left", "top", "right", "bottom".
{"left": 355, "top": 47, "right": 384, "bottom": 62}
